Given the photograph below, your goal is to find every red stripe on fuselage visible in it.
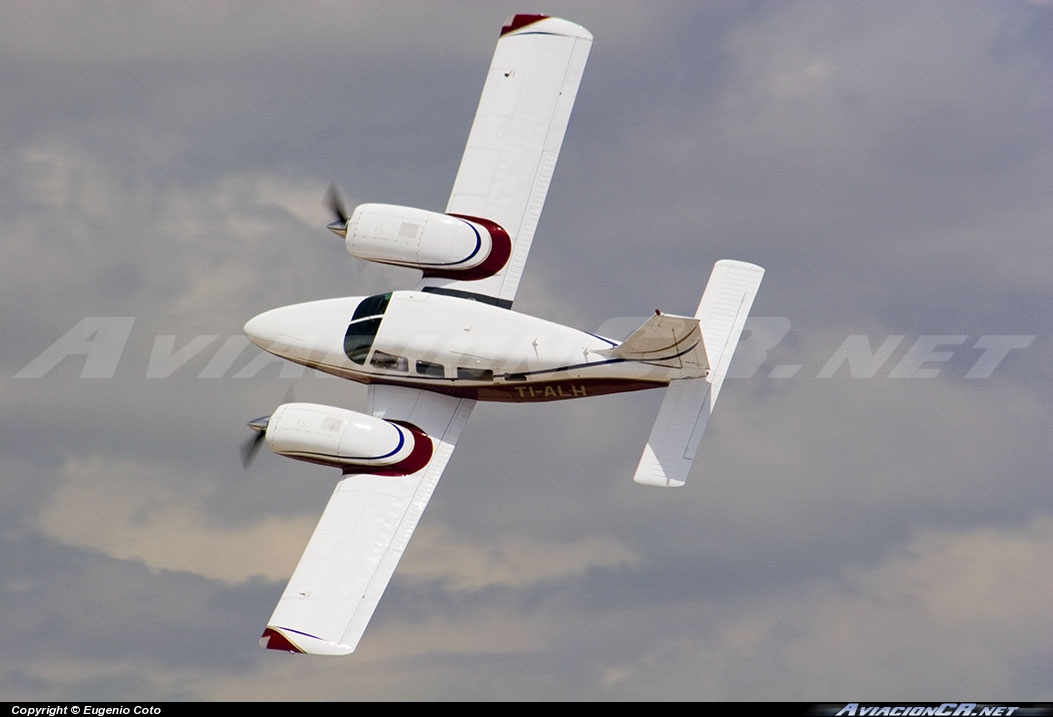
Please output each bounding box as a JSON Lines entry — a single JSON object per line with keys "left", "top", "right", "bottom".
{"left": 361, "top": 376, "right": 667, "bottom": 403}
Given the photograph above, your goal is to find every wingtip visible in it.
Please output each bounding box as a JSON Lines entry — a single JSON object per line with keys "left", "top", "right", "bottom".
{"left": 500, "top": 14, "right": 592, "bottom": 40}
{"left": 501, "top": 13, "right": 548, "bottom": 36}
{"left": 259, "top": 627, "right": 305, "bottom": 653}
{"left": 259, "top": 626, "right": 356, "bottom": 656}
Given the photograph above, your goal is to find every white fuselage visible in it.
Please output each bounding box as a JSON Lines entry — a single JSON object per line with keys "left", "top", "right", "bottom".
{"left": 244, "top": 290, "right": 681, "bottom": 402}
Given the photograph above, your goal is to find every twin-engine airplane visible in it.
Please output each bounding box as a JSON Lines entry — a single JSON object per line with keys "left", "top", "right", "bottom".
{"left": 242, "top": 14, "right": 763, "bottom": 655}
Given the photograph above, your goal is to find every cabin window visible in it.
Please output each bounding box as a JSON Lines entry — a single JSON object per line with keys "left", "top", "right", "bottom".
{"left": 416, "top": 360, "right": 445, "bottom": 378}
{"left": 457, "top": 367, "right": 493, "bottom": 381}
{"left": 371, "top": 351, "right": 408, "bottom": 372}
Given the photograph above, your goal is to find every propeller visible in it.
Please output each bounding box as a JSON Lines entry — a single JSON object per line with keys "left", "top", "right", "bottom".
{"left": 240, "top": 415, "right": 270, "bottom": 469}
{"left": 325, "top": 183, "right": 349, "bottom": 238}
{"left": 241, "top": 386, "right": 295, "bottom": 470}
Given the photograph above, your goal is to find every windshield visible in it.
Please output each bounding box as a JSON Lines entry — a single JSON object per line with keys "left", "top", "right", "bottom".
{"left": 343, "top": 293, "right": 391, "bottom": 365}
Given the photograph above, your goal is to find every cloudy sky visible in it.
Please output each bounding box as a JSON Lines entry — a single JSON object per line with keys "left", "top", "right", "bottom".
{"left": 2, "top": 0, "right": 1051, "bottom": 702}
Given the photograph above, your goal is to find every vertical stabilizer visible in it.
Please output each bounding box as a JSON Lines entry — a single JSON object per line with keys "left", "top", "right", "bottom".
{"left": 633, "top": 260, "right": 763, "bottom": 487}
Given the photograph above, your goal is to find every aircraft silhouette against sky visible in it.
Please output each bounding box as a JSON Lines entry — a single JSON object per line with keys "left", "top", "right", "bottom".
{"left": 242, "top": 14, "right": 764, "bottom": 656}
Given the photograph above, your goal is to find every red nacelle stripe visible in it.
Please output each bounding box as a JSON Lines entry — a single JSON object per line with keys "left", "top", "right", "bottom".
{"left": 342, "top": 421, "right": 433, "bottom": 477}
{"left": 421, "top": 214, "right": 511, "bottom": 281}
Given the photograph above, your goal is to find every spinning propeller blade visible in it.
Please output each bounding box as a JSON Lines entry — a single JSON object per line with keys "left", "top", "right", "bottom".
{"left": 240, "top": 416, "right": 270, "bottom": 469}
{"left": 241, "top": 386, "right": 294, "bottom": 469}
{"left": 325, "top": 184, "right": 348, "bottom": 237}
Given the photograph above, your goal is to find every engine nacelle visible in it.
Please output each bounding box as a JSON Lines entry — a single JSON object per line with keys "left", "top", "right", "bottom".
{"left": 264, "top": 402, "right": 432, "bottom": 475}
{"left": 345, "top": 203, "right": 510, "bottom": 280}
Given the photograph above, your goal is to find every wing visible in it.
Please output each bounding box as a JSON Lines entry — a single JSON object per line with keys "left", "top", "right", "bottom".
{"left": 416, "top": 14, "right": 593, "bottom": 306}
{"left": 259, "top": 385, "right": 475, "bottom": 655}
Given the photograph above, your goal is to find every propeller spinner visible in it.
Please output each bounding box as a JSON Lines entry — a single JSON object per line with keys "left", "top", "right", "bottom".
{"left": 241, "top": 415, "right": 270, "bottom": 469}
{"left": 325, "top": 184, "right": 348, "bottom": 238}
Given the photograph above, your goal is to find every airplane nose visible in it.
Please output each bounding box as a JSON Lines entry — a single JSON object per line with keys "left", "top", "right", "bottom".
{"left": 243, "top": 306, "right": 308, "bottom": 356}
{"left": 243, "top": 297, "right": 365, "bottom": 365}
{"left": 243, "top": 309, "right": 282, "bottom": 351}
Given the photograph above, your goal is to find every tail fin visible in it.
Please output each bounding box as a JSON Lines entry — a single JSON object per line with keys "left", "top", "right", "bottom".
{"left": 598, "top": 312, "right": 708, "bottom": 376}
{"left": 633, "top": 260, "right": 764, "bottom": 487}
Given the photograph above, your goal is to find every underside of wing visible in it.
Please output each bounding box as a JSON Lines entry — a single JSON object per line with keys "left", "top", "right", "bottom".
{"left": 416, "top": 14, "right": 593, "bottom": 307}
{"left": 259, "top": 386, "right": 475, "bottom": 655}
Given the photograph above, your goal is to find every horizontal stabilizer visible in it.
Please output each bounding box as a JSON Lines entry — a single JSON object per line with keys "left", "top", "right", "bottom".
{"left": 694, "top": 260, "right": 765, "bottom": 405}
{"left": 633, "top": 377, "right": 712, "bottom": 487}
{"left": 633, "top": 260, "right": 763, "bottom": 487}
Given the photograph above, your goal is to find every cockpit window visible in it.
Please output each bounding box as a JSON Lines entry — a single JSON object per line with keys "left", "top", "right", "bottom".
{"left": 344, "top": 293, "right": 393, "bottom": 365}
{"left": 352, "top": 292, "right": 391, "bottom": 321}
{"left": 344, "top": 317, "right": 382, "bottom": 365}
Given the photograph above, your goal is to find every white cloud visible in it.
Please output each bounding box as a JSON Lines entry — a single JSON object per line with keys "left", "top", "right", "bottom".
{"left": 39, "top": 456, "right": 314, "bottom": 582}
{"left": 401, "top": 522, "right": 639, "bottom": 590}
{"left": 38, "top": 453, "right": 639, "bottom": 593}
